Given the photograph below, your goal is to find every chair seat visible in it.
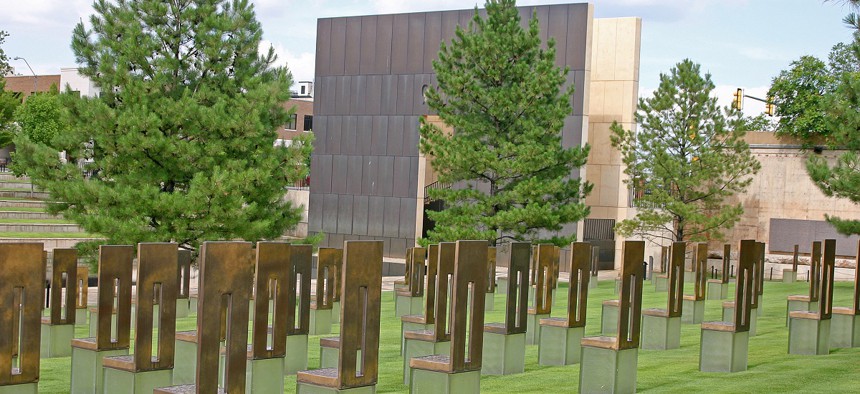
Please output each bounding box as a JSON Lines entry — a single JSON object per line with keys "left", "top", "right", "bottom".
{"left": 175, "top": 330, "right": 198, "bottom": 343}
{"left": 395, "top": 288, "right": 413, "bottom": 297}
{"left": 310, "top": 300, "right": 332, "bottom": 310}
{"left": 701, "top": 321, "right": 736, "bottom": 332}
{"left": 401, "top": 314, "right": 427, "bottom": 324}
{"left": 833, "top": 306, "right": 857, "bottom": 316}
{"left": 657, "top": 275, "right": 668, "bottom": 279}
{"left": 483, "top": 322, "right": 509, "bottom": 334}
{"left": 788, "top": 295, "right": 811, "bottom": 302}
{"left": 320, "top": 337, "right": 340, "bottom": 349}
{"left": 602, "top": 299, "right": 620, "bottom": 307}
{"left": 296, "top": 367, "right": 339, "bottom": 387}
{"left": 403, "top": 329, "right": 441, "bottom": 342}
{"left": 70, "top": 337, "right": 97, "bottom": 350}
{"left": 393, "top": 280, "right": 407, "bottom": 286}
{"left": 580, "top": 336, "right": 619, "bottom": 350}
{"left": 410, "top": 354, "right": 466, "bottom": 373}
{"left": 538, "top": 317, "right": 569, "bottom": 328}
{"left": 103, "top": 355, "right": 163, "bottom": 372}
{"left": 642, "top": 308, "right": 669, "bottom": 317}
{"left": 722, "top": 301, "right": 736, "bottom": 308}
{"left": 707, "top": 279, "right": 724, "bottom": 284}
{"left": 682, "top": 295, "right": 699, "bottom": 301}
{"left": 154, "top": 384, "right": 224, "bottom": 394}
{"left": 789, "top": 311, "right": 820, "bottom": 320}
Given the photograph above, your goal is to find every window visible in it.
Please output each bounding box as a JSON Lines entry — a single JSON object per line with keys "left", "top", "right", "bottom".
{"left": 285, "top": 114, "right": 297, "bottom": 130}
{"left": 303, "top": 115, "right": 313, "bottom": 131}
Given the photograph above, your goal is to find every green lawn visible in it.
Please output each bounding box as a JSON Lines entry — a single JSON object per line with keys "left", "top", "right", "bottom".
{"left": 34, "top": 278, "right": 860, "bottom": 393}
{"left": 0, "top": 218, "right": 72, "bottom": 224}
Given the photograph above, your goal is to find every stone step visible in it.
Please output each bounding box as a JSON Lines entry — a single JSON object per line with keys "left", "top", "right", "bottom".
{"left": 0, "top": 223, "right": 84, "bottom": 233}
{"left": 0, "top": 190, "right": 50, "bottom": 199}
{"left": 0, "top": 181, "right": 34, "bottom": 190}
{"left": 0, "top": 199, "right": 49, "bottom": 208}
{"left": 0, "top": 237, "right": 103, "bottom": 250}
{"left": 0, "top": 211, "right": 58, "bottom": 220}
{"left": 0, "top": 173, "right": 28, "bottom": 182}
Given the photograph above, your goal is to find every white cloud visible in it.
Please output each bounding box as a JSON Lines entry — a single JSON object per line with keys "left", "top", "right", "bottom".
{"left": 260, "top": 40, "right": 315, "bottom": 86}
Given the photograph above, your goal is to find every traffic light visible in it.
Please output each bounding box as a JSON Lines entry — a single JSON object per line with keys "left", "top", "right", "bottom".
{"left": 765, "top": 96, "right": 775, "bottom": 116}
{"left": 733, "top": 88, "right": 744, "bottom": 110}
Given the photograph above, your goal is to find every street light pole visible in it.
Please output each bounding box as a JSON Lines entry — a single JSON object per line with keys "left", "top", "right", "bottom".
{"left": 12, "top": 56, "right": 37, "bottom": 97}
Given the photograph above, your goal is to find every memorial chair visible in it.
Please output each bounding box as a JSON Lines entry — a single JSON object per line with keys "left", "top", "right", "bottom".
{"left": 409, "top": 240, "right": 488, "bottom": 394}
{"left": 785, "top": 241, "right": 821, "bottom": 326}
{"left": 526, "top": 244, "right": 557, "bottom": 345}
{"left": 681, "top": 243, "right": 707, "bottom": 324}
{"left": 788, "top": 239, "right": 836, "bottom": 355}
{"left": 699, "top": 239, "right": 756, "bottom": 372}
{"left": 285, "top": 244, "right": 313, "bottom": 374}
{"left": 395, "top": 248, "right": 426, "bottom": 318}
{"left": 832, "top": 239, "right": 860, "bottom": 348}
{"left": 641, "top": 242, "right": 685, "bottom": 350}
{"left": 653, "top": 246, "right": 670, "bottom": 292}
{"left": 484, "top": 247, "right": 497, "bottom": 312}
{"left": 783, "top": 244, "right": 800, "bottom": 283}
{"left": 310, "top": 248, "right": 339, "bottom": 335}
{"left": 393, "top": 247, "right": 413, "bottom": 299}
{"left": 401, "top": 243, "right": 455, "bottom": 385}
{"left": 331, "top": 249, "right": 343, "bottom": 324}
{"left": 296, "top": 240, "right": 383, "bottom": 394}
{"left": 579, "top": 241, "right": 645, "bottom": 394}
{"left": 70, "top": 245, "right": 134, "bottom": 394}
{"left": 175, "top": 250, "right": 191, "bottom": 318}
{"left": 102, "top": 243, "right": 179, "bottom": 394}
{"left": 401, "top": 245, "right": 439, "bottom": 356}
{"left": 0, "top": 243, "right": 45, "bottom": 394}
{"left": 154, "top": 241, "right": 254, "bottom": 394}
{"left": 722, "top": 241, "right": 764, "bottom": 336}
{"left": 538, "top": 242, "right": 591, "bottom": 365}
{"left": 483, "top": 242, "right": 530, "bottom": 374}
{"left": 707, "top": 244, "right": 731, "bottom": 300}
{"left": 75, "top": 264, "right": 89, "bottom": 325}
{"left": 40, "top": 248, "right": 78, "bottom": 358}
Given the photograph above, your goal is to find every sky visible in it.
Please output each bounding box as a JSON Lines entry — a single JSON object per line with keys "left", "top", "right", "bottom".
{"left": 1, "top": 0, "right": 857, "bottom": 116}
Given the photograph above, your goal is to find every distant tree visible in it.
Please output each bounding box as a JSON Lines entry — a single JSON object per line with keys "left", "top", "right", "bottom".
{"left": 0, "top": 31, "right": 11, "bottom": 76}
{"left": 611, "top": 59, "right": 760, "bottom": 242}
{"left": 13, "top": 84, "right": 63, "bottom": 147}
{"left": 735, "top": 112, "right": 777, "bottom": 132}
{"left": 768, "top": 55, "right": 835, "bottom": 142}
{"left": 0, "top": 31, "right": 19, "bottom": 147}
{"left": 12, "top": 0, "right": 305, "bottom": 250}
{"left": 419, "top": 0, "right": 591, "bottom": 246}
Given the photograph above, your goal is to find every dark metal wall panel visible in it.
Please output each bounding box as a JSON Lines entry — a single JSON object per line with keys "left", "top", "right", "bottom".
{"left": 412, "top": 74, "right": 429, "bottom": 116}
{"left": 336, "top": 195, "right": 353, "bottom": 234}
{"left": 367, "top": 196, "right": 385, "bottom": 236}
{"left": 316, "top": 19, "right": 332, "bottom": 77}
{"left": 380, "top": 75, "right": 396, "bottom": 116}
{"left": 393, "top": 156, "right": 411, "bottom": 198}
{"left": 375, "top": 15, "right": 394, "bottom": 74}
{"left": 364, "top": 157, "right": 378, "bottom": 196}
{"left": 344, "top": 17, "right": 362, "bottom": 76}
{"left": 371, "top": 117, "right": 389, "bottom": 156}
{"left": 406, "top": 13, "right": 426, "bottom": 74}
{"left": 377, "top": 156, "right": 395, "bottom": 197}
{"left": 408, "top": 158, "right": 419, "bottom": 197}
{"left": 314, "top": 116, "right": 328, "bottom": 153}
{"left": 351, "top": 76, "right": 366, "bottom": 115}
{"left": 315, "top": 155, "right": 332, "bottom": 194}
{"left": 423, "top": 12, "right": 442, "bottom": 74}
{"left": 308, "top": 193, "right": 323, "bottom": 232}
{"left": 534, "top": 6, "right": 550, "bottom": 48}
{"left": 459, "top": 9, "right": 475, "bottom": 29}
{"left": 399, "top": 198, "right": 417, "bottom": 239}
{"left": 383, "top": 197, "right": 401, "bottom": 238}
{"left": 395, "top": 74, "right": 414, "bottom": 115}
{"left": 329, "top": 18, "right": 347, "bottom": 76}
{"left": 327, "top": 117, "right": 342, "bottom": 155}
{"left": 391, "top": 14, "right": 409, "bottom": 74}
{"left": 352, "top": 195, "right": 369, "bottom": 236}
{"left": 517, "top": 7, "right": 531, "bottom": 30}
{"left": 548, "top": 5, "right": 569, "bottom": 68}
{"left": 335, "top": 76, "right": 350, "bottom": 114}
{"left": 321, "top": 194, "right": 339, "bottom": 233}
{"left": 769, "top": 218, "right": 860, "bottom": 256}
{"left": 329, "top": 233, "right": 344, "bottom": 250}
{"left": 402, "top": 116, "right": 420, "bottom": 157}
{"left": 439, "top": 11, "right": 460, "bottom": 48}
{"left": 367, "top": 75, "right": 382, "bottom": 115}
{"left": 330, "top": 155, "right": 348, "bottom": 194}
{"left": 322, "top": 77, "right": 337, "bottom": 115}
{"left": 346, "top": 155, "right": 364, "bottom": 195}
{"left": 387, "top": 116, "right": 404, "bottom": 157}
{"left": 562, "top": 116, "right": 584, "bottom": 148}
{"left": 389, "top": 237, "right": 407, "bottom": 258}
{"left": 341, "top": 116, "right": 356, "bottom": 155}
{"left": 356, "top": 117, "right": 373, "bottom": 156}
{"left": 359, "top": 16, "right": 378, "bottom": 75}
{"left": 565, "top": 4, "right": 592, "bottom": 70}
{"left": 571, "top": 71, "right": 586, "bottom": 116}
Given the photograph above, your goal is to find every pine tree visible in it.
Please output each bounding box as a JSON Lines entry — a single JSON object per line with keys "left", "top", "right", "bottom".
{"left": 11, "top": 0, "right": 304, "bottom": 250}
{"left": 611, "top": 59, "right": 760, "bottom": 242}
{"left": 420, "top": 0, "right": 591, "bottom": 246}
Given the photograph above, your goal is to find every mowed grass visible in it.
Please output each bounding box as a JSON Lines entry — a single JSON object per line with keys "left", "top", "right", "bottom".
{"left": 0, "top": 218, "right": 72, "bottom": 224}
{"left": 35, "top": 278, "right": 860, "bottom": 393}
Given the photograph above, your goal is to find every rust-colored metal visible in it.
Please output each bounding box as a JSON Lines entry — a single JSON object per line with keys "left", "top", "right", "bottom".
{"left": 616, "top": 241, "right": 645, "bottom": 350}
{"left": 660, "top": 246, "right": 669, "bottom": 272}
{"left": 403, "top": 247, "right": 413, "bottom": 287}
{"left": 332, "top": 247, "right": 342, "bottom": 303}
{"left": 446, "top": 240, "right": 488, "bottom": 372}
{"left": 692, "top": 243, "right": 707, "bottom": 301}
{"left": 809, "top": 241, "right": 821, "bottom": 303}
{"left": 854, "top": 240, "right": 860, "bottom": 315}
{"left": 422, "top": 244, "right": 439, "bottom": 324}
{"left": 132, "top": 243, "right": 178, "bottom": 371}
{"left": 177, "top": 249, "right": 191, "bottom": 299}
{"left": 819, "top": 239, "right": 836, "bottom": 320}
{"left": 733, "top": 240, "right": 757, "bottom": 333}
{"left": 431, "top": 242, "right": 456, "bottom": 341}
{"left": 485, "top": 242, "right": 530, "bottom": 334}
{"left": 486, "top": 247, "right": 496, "bottom": 293}
{"left": 565, "top": 242, "right": 591, "bottom": 327}
{"left": 757, "top": 242, "right": 765, "bottom": 297}
{"left": 288, "top": 244, "right": 312, "bottom": 336}
{"left": 530, "top": 244, "right": 556, "bottom": 315}
{"left": 408, "top": 247, "right": 426, "bottom": 297}
{"left": 196, "top": 241, "right": 253, "bottom": 394}
{"left": 667, "top": 242, "right": 686, "bottom": 318}
{"left": 76, "top": 265, "right": 89, "bottom": 310}
{"left": 792, "top": 244, "right": 799, "bottom": 272}
{"left": 0, "top": 243, "right": 45, "bottom": 386}
{"left": 252, "top": 242, "right": 292, "bottom": 359}
{"left": 95, "top": 245, "right": 134, "bottom": 350}
{"left": 48, "top": 248, "right": 77, "bottom": 325}
{"left": 721, "top": 244, "right": 731, "bottom": 283}
{"left": 314, "top": 248, "right": 340, "bottom": 310}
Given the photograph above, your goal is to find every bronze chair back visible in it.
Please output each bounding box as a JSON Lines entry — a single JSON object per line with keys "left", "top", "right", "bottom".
{"left": 96, "top": 245, "right": 134, "bottom": 350}
{"left": 0, "top": 243, "right": 45, "bottom": 386}
{"left": 505, "top": 242, "right": 531, "bottom": 334}
{"left": 134, "top": 243, "right": 178, "bottom": 371}
{"left": 252, "top": 242, "right": 293, "bottom": 359}
{"left": 288, "top": 244, "right": 313, "bottom": 336}
{"left": 48, "top": 248, "right": 78, "bottom": 325}
{"left": 616, "top": 241, "right": 644, "bottom": 350}
{"left": 337, "top": 241, "right": 383, "bottom": 389}
{"left": 566, "top": 242, "right": 591, "bottom": 327}
{"left": 667, "top": 242, "right": 686, "bottom": 318}
{"left": 448, "top": 240, "right": 488, "bottom": 372}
